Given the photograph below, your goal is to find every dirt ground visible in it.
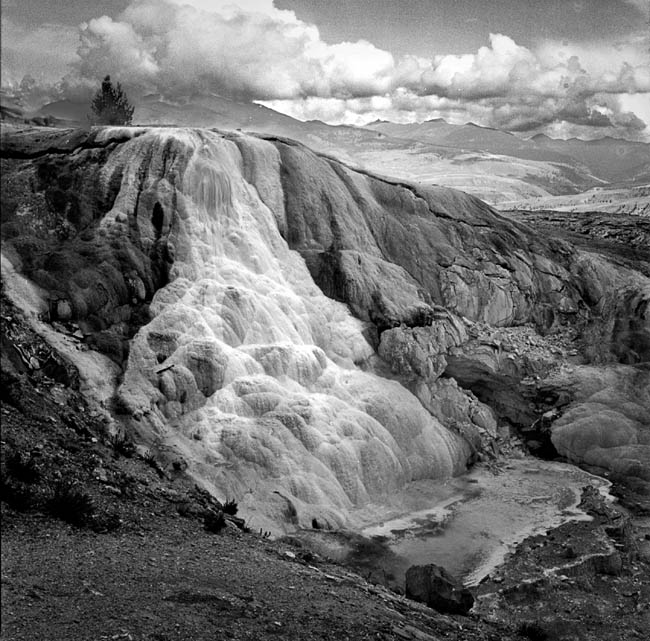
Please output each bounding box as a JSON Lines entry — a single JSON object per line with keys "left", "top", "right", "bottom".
{"left": 3, "top": 513, "right": 503, "bottom": 641}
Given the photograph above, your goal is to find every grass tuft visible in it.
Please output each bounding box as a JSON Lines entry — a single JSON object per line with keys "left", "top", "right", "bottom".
{"left": 222, "top": 499, "right": 238, "bottom": 515}
{"left": 47, "top": 481, "right": 95, "bottom": 527}
{"left": 108, "top": 431, "right": 136, "bottom": 458}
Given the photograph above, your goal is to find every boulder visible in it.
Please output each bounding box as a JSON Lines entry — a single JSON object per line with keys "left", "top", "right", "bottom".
{"left": 548, "top": 364, "right": 650, "bottom": 489}
{"left": 404, "top": 563, "right": 474, "bottom": 615}
{"left": 378, "top": 309, "right": 467, "bottom": 376}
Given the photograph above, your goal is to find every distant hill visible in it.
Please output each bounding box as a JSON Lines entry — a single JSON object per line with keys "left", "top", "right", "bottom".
{"left": 37, "top": 99, "right": 90, "bottom": 125}
{"left": 0, "top": 91, "right": 24, "bottom": 122}
{"left": 531, "top": 134, "right": 650, "bottom": 183}
{"left": 365, "top": 120, "right": 574, "bottom": 164}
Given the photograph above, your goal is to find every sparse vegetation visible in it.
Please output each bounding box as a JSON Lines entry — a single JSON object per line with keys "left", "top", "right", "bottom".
{"left": 141, "top": 448, "right": 157, "bottom": 466}
{"left": 140, "top": 447, "right": 167, "bottom": 477}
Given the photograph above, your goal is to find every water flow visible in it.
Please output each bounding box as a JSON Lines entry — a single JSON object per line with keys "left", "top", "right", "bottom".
{"left": 119, "top": 129, "right": 475, "bottom": 529}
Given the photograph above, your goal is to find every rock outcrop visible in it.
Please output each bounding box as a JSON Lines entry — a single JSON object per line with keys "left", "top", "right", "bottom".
{"left": 1, "top": 124, "right": 648, "bottom": 528}
{"left": 548, "top": 364, "right": 650, "bottom": 491}
{"left": 405, "top": 564, "right": 475, "bottom": 615}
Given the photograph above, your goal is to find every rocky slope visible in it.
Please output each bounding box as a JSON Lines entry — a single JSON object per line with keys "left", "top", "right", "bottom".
{"left": 1, "top": 124, "right": 649, "bottom": 532}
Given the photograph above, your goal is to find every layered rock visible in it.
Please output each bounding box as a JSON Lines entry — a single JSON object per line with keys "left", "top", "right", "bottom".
{"left": 405, "top": 564, "right": 475, "bottom": 615}
{"left": 548, "top": 364, "right": 650, "bottom": 490}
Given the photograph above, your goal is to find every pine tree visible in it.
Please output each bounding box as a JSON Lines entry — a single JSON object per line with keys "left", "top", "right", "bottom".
{"left": 89, "top": 75, "right": 134, "bottom": 126}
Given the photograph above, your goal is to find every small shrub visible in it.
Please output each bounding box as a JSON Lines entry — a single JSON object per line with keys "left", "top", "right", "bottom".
{"left": 141, "top": 448, "right": 156, "bottom": 465}
{"left": 140, "top": 449, "right": 166, "bottom": 477}
{"left": 1, "top": 477, "right": 38, "bottom": 512}
{"left": 176, "top": 501, "right": 196, "bottom": 518}
{"left": 204, "top": 509, "right": 226, "bottom": 534}
{"left": 518, "top": 622, "right": 549, "bottom": 641}
{"left": 6, "top": 452, "right": 41, "bottom": 484}
{"left": 172, "top": 458, "right": 187, "bottom": 472}
{"left": 108, "top": 431, "right": 136, "bottom": 458}
{"left": 222, "top": 499, "right": 238, "bottom": 516}
{"left": 47, "top": 481, "right": 95, "bottom": 527}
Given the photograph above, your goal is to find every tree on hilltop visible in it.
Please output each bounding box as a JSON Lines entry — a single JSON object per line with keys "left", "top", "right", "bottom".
{"left": 89, "top": 75, "right": 134, "bottom": 126}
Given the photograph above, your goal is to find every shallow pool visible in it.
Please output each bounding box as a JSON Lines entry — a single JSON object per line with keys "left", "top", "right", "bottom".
{"left": 352, "top": 457, "right": 612, "bottom": 587}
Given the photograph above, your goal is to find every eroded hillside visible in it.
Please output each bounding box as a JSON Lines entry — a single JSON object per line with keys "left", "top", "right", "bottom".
{"left": 1, "top": 124, "right": 649, "bottom": 532}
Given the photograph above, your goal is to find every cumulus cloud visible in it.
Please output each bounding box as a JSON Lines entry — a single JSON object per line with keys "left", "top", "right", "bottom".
{"left": 258, "top": 29, "right": 650, "bottom": 139}
{"left": 1, "top": 0, "right": 648, "bottom": 139}
{"left": 263, "top": 90, "right": 648, "bottom": 141}
{"left": 69, "top": 0, "right": 397, "bottom": 101}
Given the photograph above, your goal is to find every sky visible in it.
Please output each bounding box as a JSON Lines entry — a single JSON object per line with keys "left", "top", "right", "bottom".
{"left": 1, "top": 0, "right": 649, "bottom": 140}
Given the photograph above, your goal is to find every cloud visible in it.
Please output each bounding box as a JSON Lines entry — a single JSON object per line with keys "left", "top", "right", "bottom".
{"left": 399, "top": 33, "right": 650, "bottom": 101}
{"left": 263, "top": 90, "right": 648, "bottom": 141}
{"left": 258, "top": 29, "right": 650, "bottom": 139}
{"left": 69, "top": 0, "right": 399, "bottom": 101}
{"left": 64, "top": 2, "right": 650, "bottom": 103}
{"left": 1, "top": 0, "right": 648, "bottom": 139}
